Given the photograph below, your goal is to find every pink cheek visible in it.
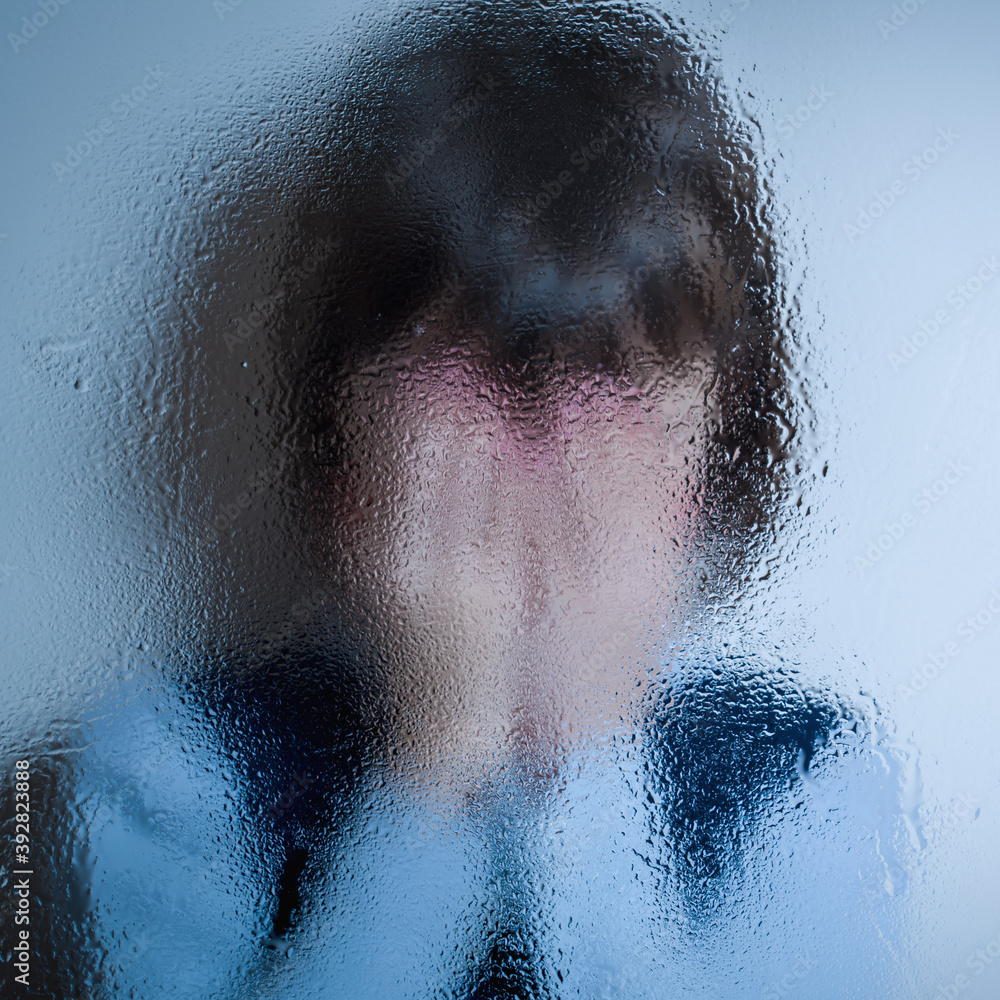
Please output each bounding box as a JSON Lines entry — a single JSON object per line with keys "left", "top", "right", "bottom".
{"left": 409, "top": 372, "right": 696, "bottom": 530}
{"left": 331, "top": 355, "right": 704, "bottom": 562}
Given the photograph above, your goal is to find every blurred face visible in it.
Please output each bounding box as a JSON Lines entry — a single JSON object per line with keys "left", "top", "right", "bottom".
{"left": 261, "top": 3, "right": 775, "bottom": 798}
{"left": 311, "top": 293, "right": 719, "bottom": 767}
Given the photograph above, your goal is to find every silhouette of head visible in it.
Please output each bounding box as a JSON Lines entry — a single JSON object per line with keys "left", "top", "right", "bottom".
{"left": 248, "top": 1, "right": 796, "bottom": 748}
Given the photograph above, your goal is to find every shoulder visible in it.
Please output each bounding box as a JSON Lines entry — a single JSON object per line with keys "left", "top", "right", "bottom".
{"left": 640, "top": 651, "right": 888, "bottom": 906}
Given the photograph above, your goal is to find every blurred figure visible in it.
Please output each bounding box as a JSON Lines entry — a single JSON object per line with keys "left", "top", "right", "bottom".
{"left": 217, "top": 3, "right": 845, "bottom": 994}
{"left": 26, "top": 3, "right": 888, "bottom": 998}
{"left": 291, "top": 0, "right": 789, "bottom": 756}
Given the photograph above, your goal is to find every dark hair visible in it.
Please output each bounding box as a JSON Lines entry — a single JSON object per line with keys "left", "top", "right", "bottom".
{"left": 277, "top": 1, "right": 794, "bottom": 581}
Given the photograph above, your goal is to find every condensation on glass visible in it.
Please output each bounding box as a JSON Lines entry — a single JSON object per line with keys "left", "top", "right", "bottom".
{"left": 4, "top": 1, "right": 960, "bottom": 998}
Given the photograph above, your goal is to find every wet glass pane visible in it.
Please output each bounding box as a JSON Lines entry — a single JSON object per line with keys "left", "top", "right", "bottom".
{"left": 2, "top": 1, "right": 998, "bottom": 997}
